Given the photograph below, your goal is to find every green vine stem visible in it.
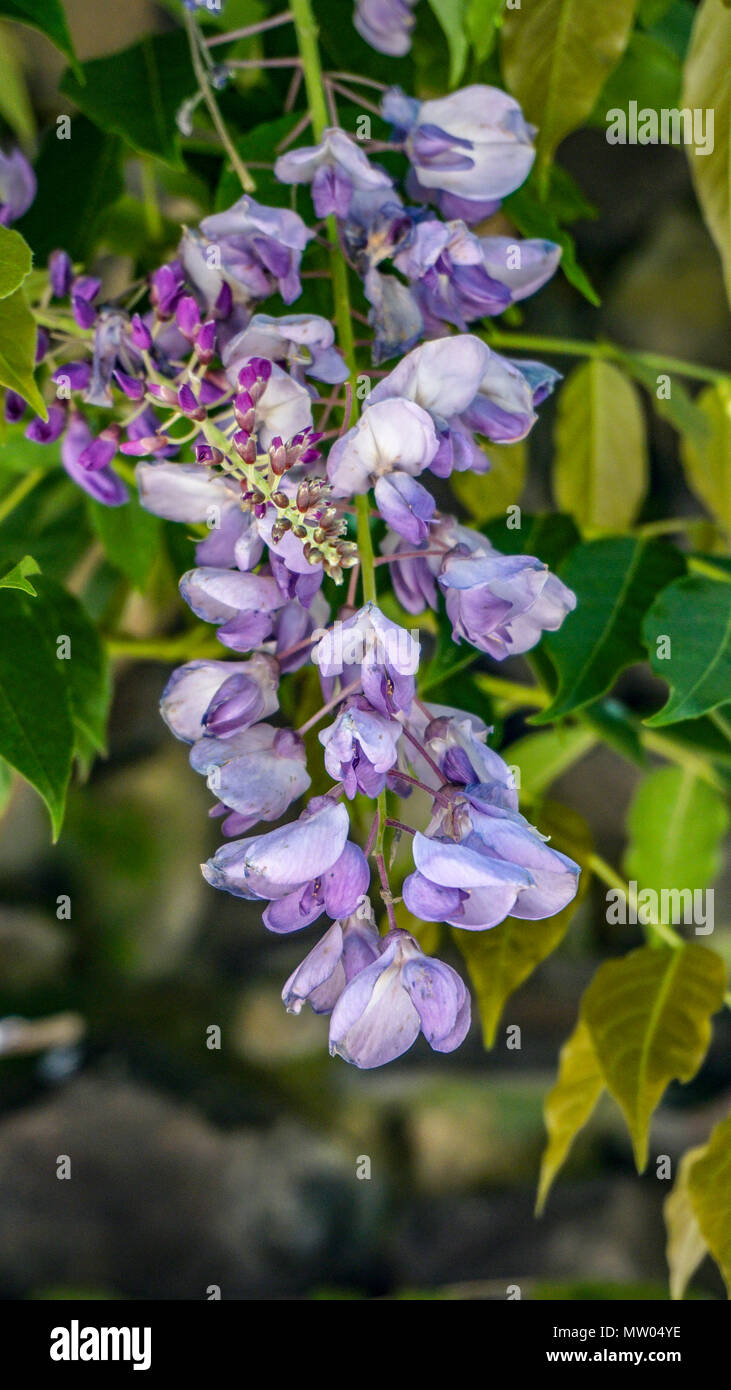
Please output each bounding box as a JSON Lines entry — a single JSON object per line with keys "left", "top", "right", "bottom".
{"left": 483, "top": 327, "right": 725, "bottom": 386}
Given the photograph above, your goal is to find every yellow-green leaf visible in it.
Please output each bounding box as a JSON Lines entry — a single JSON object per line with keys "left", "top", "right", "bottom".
{"left": 664, "top": 1144, "right": 710, "bottom": 1301}
{"left": 686, "top": 1113, "right": 731, "bottom": 1297}
{"left": 679, "top": 381, "right": 731, "bottom": 536}
{"left": 504, "top": 723, "right": 597, "bottom": 799}
{"left": 582, "top": 943, "right": 726, "bottom": 1172}
{"left": 682, "top": 0, "right": 731, "bottom": 304}
{"left": 501, "top": 0, "right": 637, "bottom": 188}
{"left": 450, "top": 440, "right": 527, "bottom": 522}
{"left": 536, "top": 1016, "right": 604, "bottom": 1214}
{"left": 0, "top": 287, "right": 47, "bottom": 419}
{"left": 553, "top": 360, "right": 648, "bottom": 532}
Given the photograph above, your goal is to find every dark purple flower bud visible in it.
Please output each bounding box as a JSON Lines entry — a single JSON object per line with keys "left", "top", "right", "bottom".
{"left": 26, "top": 403, "right": 66, "bottom": 443}
{"left": 113, "top": 369, "right": 145, "bottom": 400}
{"left": 35, "top": 328, "right": 49, "bottom": 364}
{"left": 52, "top": 362, "right": 92, "bottom": 393}
{"left": 151, "top": 261, "right": 184, "bottom": 318}
{"left": 61, "top": 413, "right": 128, "bottom": 507}
{"left": 48, "top": 249, "right": 73, "bottom": 299}
{"left": 196, "top": 319, "right": 216, "bottom": 362}
{"left": 78, "top": 424, "right": 120, "bottom": 472}
{"left": 120, "top": 435, "right": 170, "bottom": 456}
{"left": 176, "top": 295, "right": 200, "bottom": 341}
{"left": 215, "top": 281, "right": 233, "bottom": 318}
{"left": 148, "top": 381, "right": 178, "bottom": 406}
{"left": 130, "top": 313, "right": 153, "bottom": 351}
{"left": 4, "top": 389, "right": 26, "bottom": 423}
{"left": 203, "top": 672, "right": 271, "bottom": 736}
{"left": 178, "top": 382, "right": 205, "bottom": 419}
{"left": 71, "top": 275, "right": 101, "bottom": 329}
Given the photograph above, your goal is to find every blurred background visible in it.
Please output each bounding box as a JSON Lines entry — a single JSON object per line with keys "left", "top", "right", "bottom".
{"left": 0, "top": 0, "right": 728, "bottom": 1300}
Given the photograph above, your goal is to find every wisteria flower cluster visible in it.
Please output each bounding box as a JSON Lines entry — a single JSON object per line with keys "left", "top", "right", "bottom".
{"left": 12, "top": 10, "right": 581, "bottom": 1070}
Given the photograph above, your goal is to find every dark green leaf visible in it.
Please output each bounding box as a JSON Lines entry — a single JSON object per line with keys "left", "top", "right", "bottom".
{"left": 86, "top": 494, "right": 161, "bottom": 590}
{"left": 643, "top": 574, "right": 731, "bottom": 725}
{"left": 504, "top": 178, "right": 600, "bottom": 305}
{"left": 534, "top": 538, "right": 686, "bottom": 722}
{"left": 0, "top": 584, "right": 74, "bottom": 838}
{"left": 60, "top": 32, "right": 194, "bottom": 167}
{"left": 17, "top": 118, "right": 124, "bottom": 263}
{"left": 0, "top": 0, "right": 80, "bottom": 79}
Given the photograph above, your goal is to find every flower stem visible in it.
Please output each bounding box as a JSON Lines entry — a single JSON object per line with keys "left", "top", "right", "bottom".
{"left": 183, "top": 9, "right": 255, "bottom": 194}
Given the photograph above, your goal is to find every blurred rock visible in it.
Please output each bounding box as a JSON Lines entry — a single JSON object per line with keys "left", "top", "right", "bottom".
{"left": 0, "top": 1073, "right": 382, "bottom": 1299}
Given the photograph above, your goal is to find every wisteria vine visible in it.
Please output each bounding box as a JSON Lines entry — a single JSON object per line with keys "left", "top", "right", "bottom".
{"left": 9, "top": 0, "right": 584, "bottom": 1068}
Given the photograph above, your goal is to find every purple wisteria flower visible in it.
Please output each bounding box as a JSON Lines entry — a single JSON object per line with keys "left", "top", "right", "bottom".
{"left": 320, "top": 696, "right": 402, "bottom": 798}
{"left": 312, "top": 602, "right": 420, "bottom": 715}
{"left": 373, "top": 470, "right": 434, "bottom": 543}
{"left": 283, "top": 903, "right": 384, "bottom": 1015}
{"left": 394, "top": 219, "right": 511, "bottom": 328}
{"left": 439, "top": 543, "right": 577, "bottom": 660}
{"left": 202, "top": 797, "right": 369, "bottom": 933}
{"left": 354, "top": 0, "right": 419, "bottom": 55}
{"left": 329, "top": 928, "right": 471, "bottom": 1068}
{"left": 160, "top": 655, "right": 279, "bottom": 743}
{"left": 366, "top": 333, "right": 554, "bottom": 463}
{"left": 191, "top": 723, "right": 310, "bottom": 833}
{"left": 383, "top": 85, "right": 536, "bottom": 222}
{"left": 223, "top": 313, "right": 349, "bottom": 385}
{"left": 326, "top": 396, "right": 439, "bottom": 495}
{"left": 181, "top": 196, "right": 313, "bottom": 310}
{"left": 0, "top": 148, "right": 36, "bottom": 225}
{"left": 274, "top": 128, "right": 393, "bottom": 219}
{"left": 179, "top": 567, "right": 288, "bottom": 651}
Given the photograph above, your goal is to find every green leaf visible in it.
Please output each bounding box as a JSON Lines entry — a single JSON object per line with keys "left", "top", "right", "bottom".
{"left": 455, "top": 802, "right": 592, "bottom": 1048}
{"left": 17, "top": 118, "right": 124, "bottom": 263}
{"left": 466, "top": 0, "right": 504, "bottom": 63}
{"left": 582, "top": 943, "right": 726, "bottom": 1170}
{"left": 0, "top": 0, "right": 80, "bottom": 79}
{"left": 504, "top": 723, "right": 598, "bottom": 798}
{"left": 643, "top": 575, "right": 731, "bottom": 725}
{"left": 679, "top": 382, "right": 731, "bottom": 535}
{"left": 536, "top": 1017, "right": 605, "bottom": 1214}
{"left": 0, "top": 584, "right": 74, "bottom": 837}
{"left": 86, "top": 495, "right": 160, "bottom": 591}
{"left": 682, "top": 0, "right": 731, "bottom": 303}
{"left": 553, "top": 360, "right": 649, "bottom": 532}
{"left": 32, "top": 575, "right": 111, "bottom": 760}
{"left": 480, "top": 510, "right": 581, "bottom": 573}
{"left": 426, "top": 0, "right": 469, "bottom": 86}
{"left": 0, "top": 287, "right": 47, "bottom": 419}
{"left": 0, "top": 552, "right": 40, "bottom": 595}
{"left": 504, "top": 178, "right": 600, "bottom": 305}
{"left": 590, "top": 30, "right": 682, "bottom": 125}
{"left": 60, "top": 32, "right": 194, "bottom": 167}
{"left": 623, "top": 766, "right": 729, "bottom": 897}
{"left": 501, "top": 0, "right": 637, "bottom": 187}
{"left": 664, "top": 1143, "right": 712, "bottom": 1300}
{"left": 0, "top": 223, "right": 32, "bottom": 299}
{"left": 534, "top": 538, "right": 685, "bottom": 723}
{"left": 686, "top": 1114, "right": 731, "bottom": 1297}
{"left": 449, "top": 439, "right": 526, "bottom": 522}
